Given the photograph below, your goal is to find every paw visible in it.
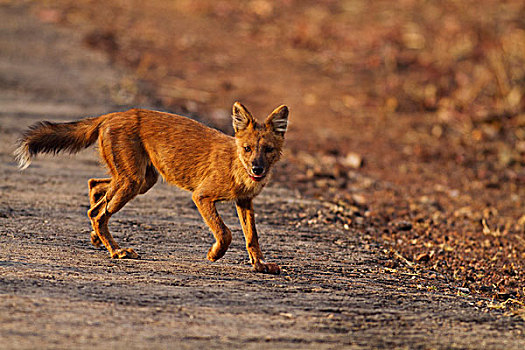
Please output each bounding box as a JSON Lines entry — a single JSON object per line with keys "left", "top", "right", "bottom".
{"left": 90, "top": 231, "right": 102, "bottom": 248}
{"left": 207, "top": 244, "right": 227, "bottom": 262}
{"left": 253, "top": 261, "right": 281, "bottom": 275}
{"left": 111, "top": 248, "right": 139, "bottom": 259}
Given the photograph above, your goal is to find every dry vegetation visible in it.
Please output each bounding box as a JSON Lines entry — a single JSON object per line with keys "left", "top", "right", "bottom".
{"left": 29, "top": 0, "right": 525, "bottom": 311}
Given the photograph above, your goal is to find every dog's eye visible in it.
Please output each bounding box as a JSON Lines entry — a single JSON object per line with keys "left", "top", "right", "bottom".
{"left": 264, "top": 146, "right": 274, "bottom": 153}
{"left": 244, "top": 146, "right": 252, "bottom": 153}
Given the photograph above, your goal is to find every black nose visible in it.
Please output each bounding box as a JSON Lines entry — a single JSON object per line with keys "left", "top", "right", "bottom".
{"left": 252, "top": 165, "right": 264, "bottom": 175}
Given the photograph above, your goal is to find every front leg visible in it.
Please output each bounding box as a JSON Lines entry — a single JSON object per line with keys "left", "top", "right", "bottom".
{"left": 192, "top": 192, "right": 232, "bottom": 261}
{"left": 236, "top": 198, "right": 280, "bottom": 275}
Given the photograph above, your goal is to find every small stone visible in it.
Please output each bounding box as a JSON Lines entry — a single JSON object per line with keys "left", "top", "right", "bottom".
{"left": 341, "top": 152, "right": 363, "bottom": 169}
{"left": 352, "top": 194, "right": 367, "bottom": 205}
{"left": 394, "top": 220, "right": 412, "bottom": 231}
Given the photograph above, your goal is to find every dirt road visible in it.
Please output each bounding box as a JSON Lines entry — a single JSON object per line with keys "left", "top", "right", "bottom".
{"left": 1, "top": 4, "right": 524, "bottom": 349}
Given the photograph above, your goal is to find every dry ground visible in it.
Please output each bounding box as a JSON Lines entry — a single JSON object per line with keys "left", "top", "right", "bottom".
{"left": 1, "top": 2, "right": 525, "bottom": 349}
{"left": 27, "top": 0, "right": 525, "bottom": 303}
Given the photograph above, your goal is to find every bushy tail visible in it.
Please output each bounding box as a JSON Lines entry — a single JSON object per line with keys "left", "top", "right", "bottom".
{"left": 14, "top": 116, "right": 104, "bottom": 170}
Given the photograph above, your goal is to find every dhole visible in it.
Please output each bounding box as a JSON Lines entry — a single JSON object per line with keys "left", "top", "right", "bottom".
{"left": 15, "top": 102, "right": 288, "bottom": 274}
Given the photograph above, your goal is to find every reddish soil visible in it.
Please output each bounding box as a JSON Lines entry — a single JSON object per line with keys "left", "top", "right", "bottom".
{"left": 34, "top": 0, "right": 525, "bottom": 306}
{"left": 1, "top": 1, "right": 525, "bottom": 348}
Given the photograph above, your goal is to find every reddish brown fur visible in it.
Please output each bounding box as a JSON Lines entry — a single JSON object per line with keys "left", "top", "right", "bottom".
{"left": 15, "top": 102, "right": 288, "bottom": 274}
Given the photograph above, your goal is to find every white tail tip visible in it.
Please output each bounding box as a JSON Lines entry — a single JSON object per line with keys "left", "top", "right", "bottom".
{"left": 14, "top": 143, "right": 31, "bottom": 170}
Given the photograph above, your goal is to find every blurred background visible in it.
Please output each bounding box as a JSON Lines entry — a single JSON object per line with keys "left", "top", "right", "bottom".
{"left": 4, "top": 0, "right": 525, "bottom": 305}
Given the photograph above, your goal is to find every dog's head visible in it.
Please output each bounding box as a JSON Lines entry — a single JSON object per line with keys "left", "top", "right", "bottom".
{"left": 232, "top": 102, "right": 289, "bottom": 182}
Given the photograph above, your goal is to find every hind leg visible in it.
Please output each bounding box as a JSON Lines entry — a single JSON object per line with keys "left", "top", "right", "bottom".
{"left": 89, "top": 178, "right": 111, "bottom": 207}
{"left": 88, "top": 178, "right": 111, "bottom": 248}
{"left": 87, "top": 169, "right": 155, "bottom": 248}
{"left": 88, "top": 179, "right": 142, "bottom": 258}
{"left": 88, "top": 124, "right": 152, "bottom": 258}
{"left": 139, "top": 164, "right": 158, "bottom": 194}
{"left": 87, "top": 166, "right": 157, "bottom": 249}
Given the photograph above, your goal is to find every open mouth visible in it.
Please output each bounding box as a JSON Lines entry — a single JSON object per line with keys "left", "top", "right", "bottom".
{"left": 248, "top": 173, "right": 266, "bottom": 182}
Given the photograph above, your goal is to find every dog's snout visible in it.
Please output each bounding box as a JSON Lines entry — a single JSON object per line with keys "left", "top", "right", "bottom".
{"left": 252, "top": 165, "right": 264, "bottom": 176}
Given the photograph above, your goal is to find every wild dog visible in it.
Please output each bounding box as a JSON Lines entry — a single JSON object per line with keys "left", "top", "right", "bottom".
{"left": 15, "top": 102, "right": 288, "bottom": 274}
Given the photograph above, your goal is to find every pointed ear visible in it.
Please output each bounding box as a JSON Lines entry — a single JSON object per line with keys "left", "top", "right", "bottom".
{"left": 232, "top": 102, "right": 254, "bottom": 133}
{"left": 265, "top": 105, "right": 289, "bottom": 136}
